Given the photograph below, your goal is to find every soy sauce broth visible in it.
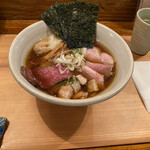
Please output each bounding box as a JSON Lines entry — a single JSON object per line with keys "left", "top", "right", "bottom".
{"left": 94, "top": 41, "right": 116, "bottom": 88}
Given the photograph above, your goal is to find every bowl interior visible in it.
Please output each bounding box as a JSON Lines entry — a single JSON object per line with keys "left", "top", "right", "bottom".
{"left": 9, "top": 21, "right": 133, "bottom": 106}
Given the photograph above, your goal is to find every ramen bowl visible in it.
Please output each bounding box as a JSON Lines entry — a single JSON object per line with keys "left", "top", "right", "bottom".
{"left": 8, "top": 21, "right": 133, "bottom": 106}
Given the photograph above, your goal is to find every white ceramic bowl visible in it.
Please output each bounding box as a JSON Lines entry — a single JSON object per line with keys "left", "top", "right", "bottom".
{"left": 9, "top": 21, "right": 133, "bottom": 106}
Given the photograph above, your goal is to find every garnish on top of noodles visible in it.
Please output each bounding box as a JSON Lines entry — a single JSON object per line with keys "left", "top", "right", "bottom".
{"left": 54, "top": 48, "right": 85, "bottom": 72}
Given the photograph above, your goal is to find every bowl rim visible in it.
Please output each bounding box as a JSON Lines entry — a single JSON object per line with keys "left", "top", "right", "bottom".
{"left": 8, "top": 20, "right": 134, "bottom": 106}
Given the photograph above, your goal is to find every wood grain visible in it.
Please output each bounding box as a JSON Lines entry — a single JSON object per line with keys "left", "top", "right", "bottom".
{"left": 0, "top": 20, "right": 134, "bottom": 35}
{"left": 1, "top": 34, "right": 150, "bottom": 149}
{"left": 0, "top": 0, "right": 138, "bottom": 21}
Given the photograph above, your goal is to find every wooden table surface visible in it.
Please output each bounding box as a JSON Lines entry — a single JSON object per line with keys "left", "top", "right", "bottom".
{"left": 0, "top": 32, "right": 150, "bottom": 150}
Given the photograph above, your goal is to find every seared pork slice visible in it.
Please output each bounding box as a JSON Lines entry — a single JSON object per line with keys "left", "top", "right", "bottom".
{"left": 83, "top": 47, "right": 101, "bottom": 63}
{"left": 71, "top": 81, "right": 81, "bottom": 94}
{"left": 87, "top": 79, "right": 99, "bottom": 92}
{"left": 76, "top": 74, "right": 87, "bottom": 85}
{"left": 31, "top": 65, "right": 72, "bottom": 89}
{"left": 83, "top": 47, "right": 114, "bottom": 65}
{"left": 58, "top": 85, "right": 73, "bottom": 99}
{"left": 82, "top": 65, "right": 104, "bottom": 89}
{"left": 20, "top": 66, "right": 38, "bottom": 86}
{"left": 85, "top": 62, "right": 113, "bottom": 77}
{"left": 100, "top": 52, "right": 114, "bottom": 65}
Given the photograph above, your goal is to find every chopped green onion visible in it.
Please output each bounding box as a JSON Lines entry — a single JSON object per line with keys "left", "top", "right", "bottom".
{"left": 65, "top": 55, "right": 71, "bottom": 59}
{"left": 60, "top": 80, "right": 67, "bottom": 86}
{"left": 72, "top": 48, "right": 82, "bottom": 54}
{"left": 61, "top": 76, "right": 79, "bottom": 86}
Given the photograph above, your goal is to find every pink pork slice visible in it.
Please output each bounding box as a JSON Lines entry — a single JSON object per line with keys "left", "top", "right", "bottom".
{"left": 100, "top": 52, "right": 114, "bottom": 65}
{"left": 31, "top": 65, "right": 72, "bottom": 89}
{"left": 85, "top": 62, "right": 113, "bottom": 77}
{"left": 82, "top": 65, "right": 104, "bottom": 89}
{"left": 83, "top": 47, "right": 114, "bottom": 65}
{"left": 83, "top": 47, "right": 101, "bottom": 63}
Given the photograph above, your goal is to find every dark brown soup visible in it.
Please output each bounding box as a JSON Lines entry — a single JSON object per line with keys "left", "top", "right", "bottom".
{"left": 94, "top": 42, "right": 116, "bottom": 87}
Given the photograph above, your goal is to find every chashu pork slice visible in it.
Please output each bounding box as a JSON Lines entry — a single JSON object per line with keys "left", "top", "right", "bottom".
{"left": 82, "top": 65, "right": 104, "bottom": 90}
{"left": 20, "top": 66, "right": 38, "bottom": 87}
{"left": 85, "top": 61, "right": 113, "bottom": 77}
{"left": 58, "top": 85, "right": 73, "bottom": 99}
{"left": 83, "top": 47, "right": 114, "bottom": 65}
{"left": 21, "top": 65, "right": 72, "bottom": 89}
{"left": 31, "top": 65, "right": 72, "bottom": 89}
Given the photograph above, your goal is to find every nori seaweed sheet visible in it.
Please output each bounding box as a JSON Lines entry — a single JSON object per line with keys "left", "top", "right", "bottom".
{"left": 53, "top": 2, "right": 72, "bottom": 41}
{"left": 41, "top": 1, "right": 99, "bottom": 49}
{"left": 41, "top": 2, "right": 64, "bottom": 40}
{"left": 66, "top": 1, "right": 99, "bottom": 48}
